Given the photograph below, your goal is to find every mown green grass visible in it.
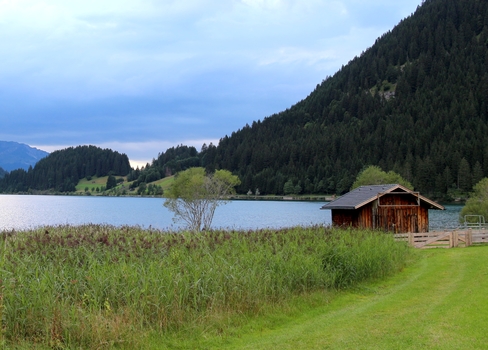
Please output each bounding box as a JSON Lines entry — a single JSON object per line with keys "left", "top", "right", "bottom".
{"left": 0, "top": 225, "right": 411, "bottom": 349}
{"left": 198, "top": 246, "right": 488, "bottom": 350}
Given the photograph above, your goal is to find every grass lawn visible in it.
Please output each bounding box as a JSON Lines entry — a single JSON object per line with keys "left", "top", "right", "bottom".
{"left": 75, "top": 176, "right": 109, "bottom": 192}
{"left": 150, "top": 176, "right": 174, "bottom": 190}
{"left": 155, "top": 246, "right": 488, "bottom": 349}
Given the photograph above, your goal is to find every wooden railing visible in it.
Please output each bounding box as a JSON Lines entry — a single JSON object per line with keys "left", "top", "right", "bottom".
{"left": 394, "top": 229, "right": 488, "bottom": 248}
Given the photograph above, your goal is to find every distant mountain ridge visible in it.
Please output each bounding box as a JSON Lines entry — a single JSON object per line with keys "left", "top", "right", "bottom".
{"left": 0, "top": 141, "right": 49, "bottom": 172}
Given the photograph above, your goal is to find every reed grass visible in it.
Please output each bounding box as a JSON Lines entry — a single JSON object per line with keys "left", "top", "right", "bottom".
{"left": 0, "top": 225, "right": 412, "bottom": 349}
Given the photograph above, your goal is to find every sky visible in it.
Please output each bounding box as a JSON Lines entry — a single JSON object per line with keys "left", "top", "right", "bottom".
{"left": 0, "top": 0, "right": 422, "bottom": 168}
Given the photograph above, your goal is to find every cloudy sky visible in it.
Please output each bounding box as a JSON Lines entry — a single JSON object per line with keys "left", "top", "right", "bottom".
{"left": 0, "top": 0, "right": 421, "bottom": 167}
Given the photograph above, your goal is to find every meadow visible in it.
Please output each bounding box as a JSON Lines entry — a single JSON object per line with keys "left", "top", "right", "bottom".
{"left": 75, "top": 176, "right": 174, "bottom": 195}
{"left": 75, "top": 176, "right": 111, "bottom": 193}
{"left": 219, "top": 245, "right": 488, "bottom": 349}
{"left": 0, "top": 225, "right": 411, "bottom": 349}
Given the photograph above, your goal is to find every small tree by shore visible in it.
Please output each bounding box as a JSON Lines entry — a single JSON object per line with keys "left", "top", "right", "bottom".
{"left": 459, "top": 178, "right": 488, "bottom": 223}
{"left": 164, "top": 167, "right": 240, "bottom": 231}
{"left": 351, "top": 165, "right": 413, "bottom": 190}
{"left": 106, "top": 175, "right": 117, "bottom": 190}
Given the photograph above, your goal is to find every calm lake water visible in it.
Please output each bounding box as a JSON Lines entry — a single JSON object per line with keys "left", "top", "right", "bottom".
{"left": 0, "top": 195, "right": 462, "bottom": 232}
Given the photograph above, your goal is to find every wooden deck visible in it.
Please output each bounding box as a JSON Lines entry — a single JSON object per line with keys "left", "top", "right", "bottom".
{"left": 394, "top": 229, "right": 488, "bottom": 248}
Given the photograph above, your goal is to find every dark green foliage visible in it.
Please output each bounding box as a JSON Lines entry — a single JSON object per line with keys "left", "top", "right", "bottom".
{"left": 199, "top": 0, "right": 488, "bottom": 197}
{"left": 137, "top": 182, "right": 147, "bottom": 195}
{"left": 146, "top": 183, "right": 163, "bottom": 195}
{"left": 0, "top": 166, "right": 6, "bottom": 179}
{"left": 127, "top": 145, "right": 201, "bottom": 187}
{"left": 472, "top": 161, "right": 484, "bottom": 186}
{"left": 283, "top": 179, "right": 295, "bottom": 195}
{"left": 106, "top": 175, "right": 117, "bottom": 190}
{"left": 0, "top": 145, "right": 130, "bottom": 193}
{"left": 457, "top": 158, "right": 472, "bottom": 192}
{"left": 460, "top": 177, "right": 488, "bottom": 221}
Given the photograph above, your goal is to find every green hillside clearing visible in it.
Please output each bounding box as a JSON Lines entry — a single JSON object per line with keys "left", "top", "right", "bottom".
{"left": 150, "top": 176, "right": 174, "bottom": 189}
{"left": 75, "top": 175, "right": 174, "bottom": 195}
{"left": 75, "top": 176, "right": 110, "bottom": 192}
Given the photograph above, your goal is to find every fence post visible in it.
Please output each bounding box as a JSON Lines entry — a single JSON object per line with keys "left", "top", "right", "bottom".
{"left": 452, "top": 230, "right": 458, "bottom": 248}
{"left": 408, "top": 232, "right": 414, "bottom": 247}
{"left": 466, "top": 229, "right": 472, "bottom": 247}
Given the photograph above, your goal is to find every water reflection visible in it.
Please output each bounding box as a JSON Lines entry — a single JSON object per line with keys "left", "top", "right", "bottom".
{"left": 429, "top": 205, "right": 463, "bottom": 230}
{"left": 0, "top": 195, "right": 462, "bottom": 232}
{"left": 0, "top": 195, "right": 330, "bottom": 231}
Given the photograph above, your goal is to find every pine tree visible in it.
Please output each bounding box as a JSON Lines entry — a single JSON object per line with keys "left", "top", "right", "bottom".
{"left": 458, "top": 158, "right": 472, "bottom": 191}
{"left": 472, "top": 161, "right": 484, "bottom": 188}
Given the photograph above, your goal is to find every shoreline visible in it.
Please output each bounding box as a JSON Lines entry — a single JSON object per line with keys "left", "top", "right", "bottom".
{"left": 229, "top": 195, "right": 335, "bottom": 202}
{"left": 1, "top": 192, "right": 465, "bottom": 205}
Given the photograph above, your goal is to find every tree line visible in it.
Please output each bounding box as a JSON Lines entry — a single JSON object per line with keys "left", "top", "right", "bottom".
{"left": 0, "top": 145, "right": 131, "bottom": 193}
{"left": 127, "top": 145, "right": 202, "bottom": 188}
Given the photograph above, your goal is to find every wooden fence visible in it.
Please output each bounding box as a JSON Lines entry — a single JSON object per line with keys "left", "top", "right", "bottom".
{"left": 394, "top": 229, "right": 488, "bottom": 248}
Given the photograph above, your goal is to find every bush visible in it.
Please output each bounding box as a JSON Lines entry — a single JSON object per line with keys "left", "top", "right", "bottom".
{"left": 352, "top": 165, "right": 413, "bottom": 190}
{"left": 460, "top": 178, "right": 488, "bottom": 223}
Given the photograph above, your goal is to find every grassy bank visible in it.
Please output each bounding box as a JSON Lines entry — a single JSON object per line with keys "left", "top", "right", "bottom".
{"left": 215, "top": 246, "right": 488, "bottom": 349}
{"left": 0, "top": 225, "right": 412, "bottom": 349}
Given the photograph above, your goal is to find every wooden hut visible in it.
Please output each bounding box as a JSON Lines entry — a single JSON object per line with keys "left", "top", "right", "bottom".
{"left": 321, "top": 184, "right": 444, "bottom": 233}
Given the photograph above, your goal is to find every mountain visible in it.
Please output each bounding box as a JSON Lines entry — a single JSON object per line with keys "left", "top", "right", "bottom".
{"left": 0, "top": 145, "right": 131, "bottom": 193}
{"left": 8, "top": 0, "right": 482, "bottom": 198}
{"left": 197, "top": 0, "right": 488, "bottom": 199}
{"left": 126, "top": 145, "right": 200, "bottom": 185}
{"left": 0, "top": 141, "right": 49, "bottom": 172}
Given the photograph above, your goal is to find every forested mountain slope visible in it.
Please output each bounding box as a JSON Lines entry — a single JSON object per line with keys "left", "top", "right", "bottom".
{"left": 0, "top": 145, "right": 130, "bottom": 193}
{"left": 203, "top": 0, "right": 488, "bottom": 198}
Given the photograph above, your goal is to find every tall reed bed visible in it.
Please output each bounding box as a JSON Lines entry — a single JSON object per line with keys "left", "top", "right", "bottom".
{"left": 0, "top": 225, "right": 412, "bottom": 349}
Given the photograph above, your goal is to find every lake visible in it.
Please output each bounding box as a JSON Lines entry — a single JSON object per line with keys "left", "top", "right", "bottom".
{"left": 0, "top": 195, "right": 463, "bottom": 232}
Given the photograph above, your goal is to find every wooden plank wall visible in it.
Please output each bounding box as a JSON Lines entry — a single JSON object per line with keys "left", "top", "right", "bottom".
{"left": 376, "top": 193, "right": 428, "bottom": 233}
{"left": 331, "top": 193, "right": 433, "bottom": 233}
{"left": 331, "top": 210, "right": 358, "bottom": 227}
{"left": 375, "top": 206, "right": 428, "bottom": 233}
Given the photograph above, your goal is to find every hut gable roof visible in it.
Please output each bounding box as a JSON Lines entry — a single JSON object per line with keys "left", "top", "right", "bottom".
{"left": 321, "top": 184, "right": 444, "bottom": 210}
